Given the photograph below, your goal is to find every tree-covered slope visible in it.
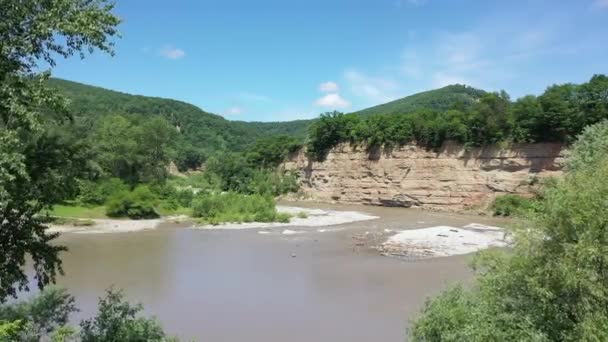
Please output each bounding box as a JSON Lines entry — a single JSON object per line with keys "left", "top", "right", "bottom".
{"left": 49, "top": 79, "right": 489, "bottom": 153}
{"left": 48, "top": 78, "right": 311, "bottom": 153}
{"left": 353, "top": 84, "right": 486, "bottom": 116}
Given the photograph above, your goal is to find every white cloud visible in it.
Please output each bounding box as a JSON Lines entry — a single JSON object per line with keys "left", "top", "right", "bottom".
{"left": 432, "top": 72, "right": 472, "bottom": 88}
{"left": 319, "top": 81, "right": 339, "bottom": 92}
{"left": 344, "top": 70, "right": 401, "bottom": 104}
{"left": 314, "top": 93, "right": 351, "bottom": 108}
{"left": 595, "top": 0, "right": 608, "bottom": 8}
{"left": 225, "top": 107, "right": 243, "bottom": 116}
{"left": 159, "top": 45, "right": 186, "bottom": 59}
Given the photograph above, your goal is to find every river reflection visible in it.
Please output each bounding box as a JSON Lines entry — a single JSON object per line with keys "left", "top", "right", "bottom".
{"left": 51, "top": 203, "right": 504, "bottom": 341}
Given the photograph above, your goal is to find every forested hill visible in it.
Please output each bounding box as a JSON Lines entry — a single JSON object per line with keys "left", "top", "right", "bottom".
{"left": 353, "top": 84, "right": 486, "bottom": 116}
{"left": 49, "top": 79, "right": 489, "bottom": 149}
{"left": 47, "top": 78, "right": 311, "bottom": 151}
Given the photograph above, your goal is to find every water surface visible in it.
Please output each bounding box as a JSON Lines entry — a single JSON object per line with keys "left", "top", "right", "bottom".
{"left": 54, "top": 203, "right": 503, "bottom": 341}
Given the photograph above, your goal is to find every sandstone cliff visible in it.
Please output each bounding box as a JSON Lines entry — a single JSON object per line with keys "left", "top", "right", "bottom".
{"left": 283, "top": 142, "right": 564, "bottom": 211}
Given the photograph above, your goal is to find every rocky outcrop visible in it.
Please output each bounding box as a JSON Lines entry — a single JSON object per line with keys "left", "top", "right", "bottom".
{"left": 283, "top": 142, "right": 565, "bottom": 211}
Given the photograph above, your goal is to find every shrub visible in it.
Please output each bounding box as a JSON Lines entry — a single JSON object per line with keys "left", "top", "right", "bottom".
{"left": 410, "top": 151, "right": 608, "bottom": 340}
{"left": 172, "top": 189, "right": 195, "bottom": 207}
{"left": 275, "top": 212, "right": 291, "bottom": 223}
{"left": 192, "top": 192, "right": 283, "bottom": 224}
{"left": 0, "top": 287, "right": 77, "bottom": 341}
{"left": 80, "top": 289, "right": 171, "bottom": 342}
{"left": 77, "top": 178, "right": 129, "bottom": 206}
{"left": 491, "top": 194, "right": 536, "bottom": 217}
{"left": 105, "top": 186, "right": 159, "bottom": 219}
{"left": 565, "top": 120, "right": 608, "bottom": 173}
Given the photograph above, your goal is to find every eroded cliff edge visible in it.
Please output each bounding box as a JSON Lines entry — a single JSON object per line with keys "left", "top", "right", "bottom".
{"left": 283, "top": 142, "right": 564, "bottom": 211}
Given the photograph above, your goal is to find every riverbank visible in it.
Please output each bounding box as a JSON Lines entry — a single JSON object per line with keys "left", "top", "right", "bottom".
{"left": 47, "top": 218, "right": 164, "bottom": 234}
{"left": 193, "top": 206, "right": 379, "bottom": 229}
{"left": 45, "top": 205, "right": 380, "bottom": 234}
{"left": 48, "top": 204, "right": 509, "bottom": 260}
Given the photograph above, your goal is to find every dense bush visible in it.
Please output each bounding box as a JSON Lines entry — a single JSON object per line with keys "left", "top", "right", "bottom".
{"left": 80, "top": 289, "right": 175, "bottom": 342}
{"left": 77, "top": 178, "right": 129, "bottom": 205}
{"left": 491, "top": 194, "right": 536, "bottom": 217}
{"left": 105, "top": 186, "right": 160, "bottom": 219}
{"left": 171, "top": 188, "right": 195, "bottom": 207}
{"left": 0, "top": 287, "right": 76, "bottom": 341}
{"left": 192, "top": 192, "right": 289, "bottom": 224}
{"left": 410, "top": 129, "right": 608, "bottom": 340}
{"left": 307, "top": 75, "right": 608, "bottom": 160}
{"left": 205, "top": 153, "right": 299, "bottom": 196}
{"left": 565, "top": 120, "right": 608, "bottom": 173}
{"left": 0, "top": 288, "right": 177, "bottom": 341}
{"left": 246, "top": 135, "right": 302, "bottom": 168}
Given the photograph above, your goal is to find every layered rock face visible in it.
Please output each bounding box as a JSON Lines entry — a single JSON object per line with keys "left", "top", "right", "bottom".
{"left": 283, "top": 142, "right": 564, "bottom": 211}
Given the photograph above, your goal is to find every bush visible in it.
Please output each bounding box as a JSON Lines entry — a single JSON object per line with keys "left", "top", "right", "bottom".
{"left": 171, "top": 189, "right": 195, "bottom": 207}
{"left": 105, "top": 186, "right": 159, "bottom": 219}
{"left": 0, "top": 287, "right": 176, "bottom": 341}
{"left": 80, "top": 289, "right": 172, "bottom": 342}
{"left": 0, "top": 287, "right": 77, "bottom": 341}
{"left": 77, "top": 178, "right": 129, "bottom": 206}
{"left": 192, "top": 192, "right": 284, "bottom": 224}
{"left": 410, "top": 148, "right": 608, "bottom": 340}
{"left": 491, "top": 194, "right": 535, "bottom": 217}
{"left": 565, "top": 120, "right": 608, "bottom": 173}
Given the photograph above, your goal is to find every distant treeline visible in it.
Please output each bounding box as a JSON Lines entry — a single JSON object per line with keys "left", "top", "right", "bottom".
{"left": 306, "top": 75, "right": 608, "bottom": 160}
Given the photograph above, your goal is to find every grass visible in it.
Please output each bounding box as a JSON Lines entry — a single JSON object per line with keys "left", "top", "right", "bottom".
{"left": 49, "top": 205, "right": 108, "bottom": 219}
{"left": 157, "top": 206, "right": 193, "bottom": 217}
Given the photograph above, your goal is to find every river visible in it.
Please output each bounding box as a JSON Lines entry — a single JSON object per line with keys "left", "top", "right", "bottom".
{"left": 52, "top": 202, "right": 504, "bottom": 341}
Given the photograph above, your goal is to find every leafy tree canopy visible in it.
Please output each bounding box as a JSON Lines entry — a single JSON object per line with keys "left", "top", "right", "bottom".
{"left": 0, "top": 0, "right": 120, "bottom": 301}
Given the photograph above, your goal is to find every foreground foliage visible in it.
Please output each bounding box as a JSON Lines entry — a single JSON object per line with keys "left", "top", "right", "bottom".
{"left": 0, "top": 0, "right": 120, "bottom": 301}
{"left": 410, "top": 122, "right": 608, "bottom": 341}
{"left": 0, "top": 288, "right": 177, "bottom": 342}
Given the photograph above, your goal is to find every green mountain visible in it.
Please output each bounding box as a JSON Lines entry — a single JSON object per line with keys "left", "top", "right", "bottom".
{"left": 48, "top": 78, "right": 310, "bottom": 153}
{"left": 48, "top": 79, "right": 487, "bottom": 154}
{"left": 353, "top": 84, "right": 486, "bottom": 116}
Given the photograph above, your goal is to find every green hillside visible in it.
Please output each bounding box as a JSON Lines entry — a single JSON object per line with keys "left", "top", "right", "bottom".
{"left": 47, "top": 78, "right": 310, "bottom": 152}
{"left": 353, "top": 84, "right": 486, "bottom": 116}
{"left": 49, "top": 79, "right": 489, "bottom": 153}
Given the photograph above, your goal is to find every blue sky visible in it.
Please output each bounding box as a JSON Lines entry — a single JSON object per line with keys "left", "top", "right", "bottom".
{"left": 52, "top": 0, "right": 608, "bottom": 122}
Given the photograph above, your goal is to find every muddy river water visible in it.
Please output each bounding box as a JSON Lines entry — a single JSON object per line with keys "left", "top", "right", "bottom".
{"left": 52, "top": 203, "right": 505, "bottom": 341}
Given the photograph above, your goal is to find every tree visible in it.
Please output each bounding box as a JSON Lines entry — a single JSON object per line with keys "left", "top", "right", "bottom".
{"left": 246, "top": 135, "right": 301, "bottom": 168}
{"left": 80, "top": 289, "right": 175, "bottom": 342}
{"left": 0, "top": 287, "right": 177, "bottom": 341}
{"left": 93, "top": 115, "right": 139, "bottom": 183}
{"left": 537, "top": 83, "right": 582, "bottom": 142}
{"left": 307, "top": 111, "right": 361, "bottom": 161}
{"left": 0, "top": 287, "right": 77, "bottom": 341}
{"left": 469, "top": 91, "right": 511, "bottom": 145}
{"left": 0, "top": 0, "right": 120, "bottom": 301}
{"left": 135, "top": 117, "right": 177, "bottom": 183}
{"left": 93, "top": 115, "right": 176, "bottom": 184}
